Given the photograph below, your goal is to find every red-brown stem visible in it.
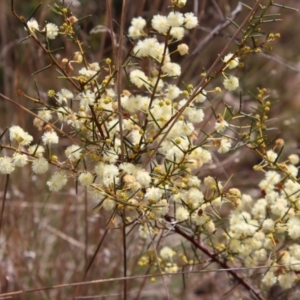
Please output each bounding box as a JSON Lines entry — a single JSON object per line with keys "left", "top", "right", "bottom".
{"left": 164, "top": 215, "right": 264, "bottom": 300}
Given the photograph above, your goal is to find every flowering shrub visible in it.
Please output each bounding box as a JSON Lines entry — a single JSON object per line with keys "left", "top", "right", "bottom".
{"left": 0, "top": 0, "right": 299, "bottom": 298}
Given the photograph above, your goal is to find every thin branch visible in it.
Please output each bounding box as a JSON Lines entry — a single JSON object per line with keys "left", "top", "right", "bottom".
{"left": 115, "top": 0, "right": 127, "bottom": 162}
{"left": 190, "top": 2, "right": 242, "bottom": 57}
{"left": 3, "top": 263, "right": 294, "bottom": 298}
{"left": 122, "top": 212, "right": 127, "bottom": 300}
{"left": 0, "top": 93, "right": 82, "bottom": 148}
{"left": 0, "top": 175, "right": 9, "bottom": 236}
{"left": 72, "top": 228, "right": 109, "bottom": 300}
{"left": 259, "top": 52, "right": 300, "bottom": 73}
{"left": 42, "top": 223, "right": 94, "bottom": 255}
{"left": 143, "top": 0, "right": 263, "bottom": 168}
{"left": 11, "top": 0, "right": 81, "bottom": 92}
{"left": 164, "top": 215, "right": 264, "bottom": 300}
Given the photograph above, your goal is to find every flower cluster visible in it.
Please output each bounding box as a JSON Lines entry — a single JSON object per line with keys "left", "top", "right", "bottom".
{"left": 26, "top": 19, "right": 59, "bottom": 40}
{"left": 223, "top": 151, "right": 300, "bottom": 290}
{"left": 222, "top": 53, "right": 240, "bottom": 91}
{"left": 138, "top": 246, "right": 182, "bottom": 275}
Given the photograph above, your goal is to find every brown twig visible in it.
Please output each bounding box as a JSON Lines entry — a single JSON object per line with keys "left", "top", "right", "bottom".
{"left": 0, "top": 264, "right": 272, "bottom": 299}
{"left": 11, "top": 0, "right": 81, "bottom": 92}
{"left": 122, "top": 211, "right": 128, "bottom": 300}
{"left": 0, "top": 93, "right": 82, "bottom": 148}
{"left": 164, "top": 215, "right": 265, "bottom": 300}
{"left": 190, "top": 2, "right": 242, "bottom": 58}
{"left": 143, "top": 0, "right": 263, "bottom": 168}
{"left": 0, "top": 175, "right": 10, "bottom": 236}
{"left": 71, "top": 228, "right": 109, "bottom": 300}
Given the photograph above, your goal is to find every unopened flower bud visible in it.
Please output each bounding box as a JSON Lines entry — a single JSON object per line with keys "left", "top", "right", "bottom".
{"left": 43, "top": 124, "right": 52, "bottom": 132}
{"left": 51, "top": 155, "right": 58, "bottom": 162}
{"left": 73, "top": 52, "right": 83, "bottom": 63}
{"left": 61, "top": 58, "right": 73, "bottom": 73}
{"left": 177, "top": 43, "right": 189, "bottom": 55}
{"left": 205, "top": 220, "right": 216, "bottom": 234}
{"left": 67, "top": 16, "right": 78, "bottom": 24}
{"left": 123, "top": 174, "right": 136, "bottom": 184}
{"left": 289, "top": 154, "right": 299, "bottom": 165}
{"left": 275, "top": 139, "right": 284, "bottom": 147}
{"left": 47, "top": 90, "right": 56, "bottom": 97}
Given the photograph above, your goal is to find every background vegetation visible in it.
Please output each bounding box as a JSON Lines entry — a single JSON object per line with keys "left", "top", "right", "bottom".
{"left": 0, "top": 0, "right": 299, "bottom": 299}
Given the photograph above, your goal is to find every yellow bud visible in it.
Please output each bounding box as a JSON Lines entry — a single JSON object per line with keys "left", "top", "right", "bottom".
{"left": 51, "top": 155, "right": 58, "bottom": 162}
{"left": 174, "top": 138, "right": 181, "bottom": 144}
{"left": 255, "top": 48, "right": 262, "bottom": 54}
{"left": 253, "top": 165, "right": 263, "bottom": 171}
{"left": 172, "top": 188, "right": 178, "bottom": 194}
{"left": 47, "top": 90, "right": 56, "bottom": 97}
{"left": 152, "top": 69, "right": 159, "bottom": 77}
